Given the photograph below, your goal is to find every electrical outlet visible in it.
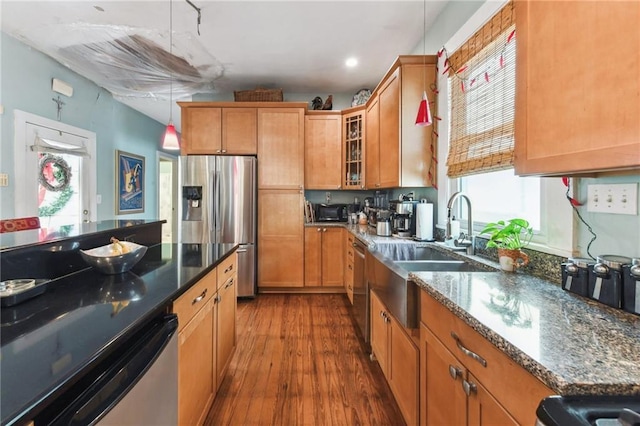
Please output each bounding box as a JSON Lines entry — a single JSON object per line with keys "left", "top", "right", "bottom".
{"left": 96, "top": 194, "right": 102, "bottom": 204}
{"left": 0, "top": 173, "right": 8, "bottom": 187}
{"left": 325, "top": 192, "right": 331, "bottom": 203}
{"left": 587, "top": 183, "right": 638, "bottom": 215}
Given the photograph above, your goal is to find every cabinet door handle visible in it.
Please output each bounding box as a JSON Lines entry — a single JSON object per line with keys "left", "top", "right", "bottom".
{"left": 216, "top": 149, "right": 221, "bottom": 153}
{"left": 450, "top": 332, "right": 487, "bottom": 367}
{"left": 224, "top": 277, "right": 234, "bottom": 289}
{"left": 192, "top": 288, "right": 208, "bottom": 305}
{"left": 322, "top": 228, "right": 327, "bottom": 232}
{"left": 449, "top": 365, "right": 462, "bottom": 380}
{"left": 317, "top": 228, "right": 322, "bottom": 232}
{"left": 348, "top": 264, "right": 353, "bottom": 270}
{"left": 214, "top": 294, "right": 221, "bottom": 304}
{"left": 462, "top": 380, "right": 477, "bottom": 396}
{"left": 222, "top": 149, "right": 227, "bottom": 153}
{"left": 348, "top": 285, "right": 352, "bottom": 290}
{"left": 224, "top": 264, "right": 234, "bottom": 274}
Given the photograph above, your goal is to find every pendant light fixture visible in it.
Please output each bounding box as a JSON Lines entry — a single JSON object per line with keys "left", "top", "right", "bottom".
{"left": 415, "top": 0, "right": 433, "bottom": 127}
{"left": 162, "top": 0, "right": 180, "bottom": 150}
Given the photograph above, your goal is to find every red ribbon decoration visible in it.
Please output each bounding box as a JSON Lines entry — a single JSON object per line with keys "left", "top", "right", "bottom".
{"left": 484, "top": 72, "right": 490, "bottom": 83}
{"left": 456, "top": 65, "right": 468, "bottom": 74}
{"left": 562, "top": 177, "right": 583, "bottom": 206}
{"left": 437, "top": 48, "right": 444, "bottom": 58}
{"left": 507, "top": 29, "right": 516, "bottom": 43}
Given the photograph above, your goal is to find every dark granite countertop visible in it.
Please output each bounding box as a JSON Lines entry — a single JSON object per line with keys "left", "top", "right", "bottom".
{"left": 0, "top": 242, "right": 237, "bottom": 425}
{"left": 336, "top": 224, "right": 640, "bottom": 396}
{"left": 0, "top": 219, "right": 164, "bottom": 252}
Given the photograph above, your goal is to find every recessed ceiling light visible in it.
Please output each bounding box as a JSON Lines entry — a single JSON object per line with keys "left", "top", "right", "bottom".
{"left": 345, "top": 58, "right": 358, "bottom": 68}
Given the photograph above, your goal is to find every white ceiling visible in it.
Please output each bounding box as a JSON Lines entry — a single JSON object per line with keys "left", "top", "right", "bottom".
{"left": 1, "top": 1, "right": 451, "bottom": 131}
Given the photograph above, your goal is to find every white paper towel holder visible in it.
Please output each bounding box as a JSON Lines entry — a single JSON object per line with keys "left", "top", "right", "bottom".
{"left": 414, "top": 200, "right": 435, "bottom": 242}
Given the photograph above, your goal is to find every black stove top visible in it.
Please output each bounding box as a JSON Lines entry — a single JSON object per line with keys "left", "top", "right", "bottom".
{"left": 537, "top": 395, "right": 640, "bottom": 426}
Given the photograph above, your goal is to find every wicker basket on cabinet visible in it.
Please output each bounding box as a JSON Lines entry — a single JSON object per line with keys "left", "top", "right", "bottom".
{"left": 233, "top": 88, "right": 283, "bottom": 102}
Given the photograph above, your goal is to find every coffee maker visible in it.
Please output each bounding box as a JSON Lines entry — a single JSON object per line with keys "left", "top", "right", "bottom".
{"left": 389, "top": 200, "right": 417, "bottom": 237}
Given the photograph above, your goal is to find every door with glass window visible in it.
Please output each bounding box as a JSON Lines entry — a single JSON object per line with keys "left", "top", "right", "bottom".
{"left": 26, "top": 123, "right": 94, "bottom": 228}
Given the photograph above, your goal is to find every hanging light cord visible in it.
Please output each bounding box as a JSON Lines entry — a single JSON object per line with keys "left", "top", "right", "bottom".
{"left": 565, "top": 181, "right": 597, "bottom": 260}
{"left": 422, "top": 0, "right": 426, "bottom": 91}
{"left": 185, "top": 0, "right": 202, "bottom": 36}
{"left": 169, "top": 0, "right": 173, "bottom": 123}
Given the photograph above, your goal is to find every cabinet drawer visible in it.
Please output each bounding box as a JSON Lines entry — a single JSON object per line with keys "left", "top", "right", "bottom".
{"left": 174, "top": 268, "right": 216, "bottom": 331}
{"left": 420, "top": 290, "right": 552, "bottom": 425}
{"left": 217, "top": 252, "right": 237, "bottom": 290}
{"left": 346, "top": 233, "right": 355, "bottom": 261}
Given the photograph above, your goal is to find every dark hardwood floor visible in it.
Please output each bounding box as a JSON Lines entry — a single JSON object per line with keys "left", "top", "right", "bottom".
{"left": 205, "top": 294, "right": 406, "bottom": 426}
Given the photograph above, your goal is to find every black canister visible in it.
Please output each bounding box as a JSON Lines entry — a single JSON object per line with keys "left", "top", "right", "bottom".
{"left": 622, "top": 258, "right": 640, "bottom": 315}
{"left": 588, "top": 255, "right": 631, "bottom": 309}
{"left": 561, "top": 258, "right": 591, "bottom": 297}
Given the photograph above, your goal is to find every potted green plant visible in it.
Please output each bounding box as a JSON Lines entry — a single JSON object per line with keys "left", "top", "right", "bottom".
{"left": 479, "top": 218, "right": 533, "bottom": 272}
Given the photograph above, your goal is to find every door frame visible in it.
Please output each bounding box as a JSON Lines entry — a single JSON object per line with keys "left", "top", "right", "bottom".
{"left": 156, "top": 151, "right": 178, "bottom": 242}
{"left": 13, "top": 110, "right": 97, "bottom": 221}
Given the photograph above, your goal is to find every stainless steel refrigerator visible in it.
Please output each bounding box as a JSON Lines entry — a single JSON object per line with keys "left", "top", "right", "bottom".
{"left": 178, "top": 156, "right": 256, "bottom": 297}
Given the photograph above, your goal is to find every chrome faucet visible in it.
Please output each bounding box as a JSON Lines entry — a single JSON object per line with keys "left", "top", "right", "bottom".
{"left": 446, "top": 192, "right": 475, "bottom": 255}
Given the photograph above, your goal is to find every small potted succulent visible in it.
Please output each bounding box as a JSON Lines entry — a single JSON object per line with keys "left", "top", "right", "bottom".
{"left": 479, "top": 218, "right": 533, "bottom": 272}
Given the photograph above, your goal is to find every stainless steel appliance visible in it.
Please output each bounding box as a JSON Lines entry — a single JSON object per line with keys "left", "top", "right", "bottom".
{"left": 389, "top": 200, "right": 417, "bottom": 237}
{"left": 351, "top": 237, "right": 368, "bottom": 343}
{"left": 34, "top": 314, "right": 178, "bottom": 425}
{"left": 622, "top": 258, "right": 640, "bottom": 315}
{"left": 179, "top": 156, "right": 257, "bottom": 297}
{"left": 536, "top": 395, "right": 640, "bottom": 426}
{"left": 588, "top": 255, "right": 631, "bottom": 309}
{"left": 353, "top": 238, "right": 369, "bottom": 343}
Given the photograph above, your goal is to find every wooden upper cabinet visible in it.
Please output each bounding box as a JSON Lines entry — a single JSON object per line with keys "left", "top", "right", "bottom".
{"left": 365, "top": 56, "right": 437, "bottom": 189}
{"left": 514, "top": 0, "right": 640, "bottom": 175}
{"left": 257, "top": 108, "right": 305, "bottom": 189}
{"left": 365, "top": 95, "right": 380, "bottom": 189}
{"left": 180, "top": 107, "right": 222, "bottom": 155}
{"left": 343, "top": 107, "right": 366, "bottom": 190}
{"left": 305, "top": 112, "right": 342, "bottom": 190}
{"left": 378, "top": 69, "right": 401, "bottom": 188}
{"left": 222, "top": 108, "right": 257, "bottom": 154}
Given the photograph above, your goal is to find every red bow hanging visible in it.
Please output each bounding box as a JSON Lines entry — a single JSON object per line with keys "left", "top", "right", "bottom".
{"left": 562, "top": 177, "right": 583, "bottom": 206}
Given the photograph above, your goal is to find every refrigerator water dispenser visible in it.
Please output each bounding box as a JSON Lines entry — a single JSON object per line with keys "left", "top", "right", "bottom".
{"left": 182, "top": 186, "right": 203, "bottom": 221}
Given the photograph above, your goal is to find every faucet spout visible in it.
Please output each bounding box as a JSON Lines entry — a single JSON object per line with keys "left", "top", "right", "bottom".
{"left": 445, "top": 192, "right": 475, "bottom": 255}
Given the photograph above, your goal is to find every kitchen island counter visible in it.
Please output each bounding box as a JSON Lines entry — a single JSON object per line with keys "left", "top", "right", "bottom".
{"left": 0, "top": 242, "right": 237, "bottom": 426}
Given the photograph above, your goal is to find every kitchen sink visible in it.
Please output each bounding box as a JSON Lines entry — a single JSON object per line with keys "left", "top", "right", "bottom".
{"left": 394, "top": 260, "right": 492, "bottom": 273}
{"left": 393, "top": 247, "right": 459, "bottom": 261}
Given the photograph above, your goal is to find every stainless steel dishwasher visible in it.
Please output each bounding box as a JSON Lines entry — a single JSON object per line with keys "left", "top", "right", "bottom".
{"left": 34, "top": 314, "right": 178, "bottom": 425}
{"left": 351, "top": 238, "right": 368, "bottom": 344}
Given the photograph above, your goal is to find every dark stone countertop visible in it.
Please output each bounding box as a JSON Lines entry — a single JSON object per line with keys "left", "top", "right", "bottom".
{"left": 333, "top": 223, "right": 640, "bottom": 396}
{"left": 0, "top": 242, "right": 237, "bottom": 425}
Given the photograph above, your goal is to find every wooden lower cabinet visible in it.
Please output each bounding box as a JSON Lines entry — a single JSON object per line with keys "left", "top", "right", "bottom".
{"left": 175, "top": 251, "right": 238, "bottom": 425}
{"left": 344, "top": 232, "right": 355, "bottom": 303}
{"left": 421, "top": 324, "right": 466, "bottom": 426}
{"left": 419, "top": 290, "right": 551, "bottom": 426}
{"left": 258, "top": 190, "right": 304, "bottom": 288}
{"left": 304, "top": 227, "right": 344, "bottom": 287}
{"left": 216, "top": 272, "right": 237, "bottom": 389}
{"left": 370, "top": 290, "right": 419, "bottom": 426}
{"left": 178, "top": 298, "right": 215, "bottom": 426}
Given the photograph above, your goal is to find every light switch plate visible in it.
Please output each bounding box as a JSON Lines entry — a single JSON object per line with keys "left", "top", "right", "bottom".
{"left": 587, "top": 183, "right": 638, "bottom": 215}
{"left": 0, "top": 173, "right": 8, "bottom": 187}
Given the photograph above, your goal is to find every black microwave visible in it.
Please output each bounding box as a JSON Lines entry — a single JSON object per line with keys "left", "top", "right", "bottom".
{"left": 315, "top": 204, "right": 348, "bottom": 222}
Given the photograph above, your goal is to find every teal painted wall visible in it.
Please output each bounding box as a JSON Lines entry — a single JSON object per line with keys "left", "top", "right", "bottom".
{"left": 0, "top": 32, "right": 165, "bottom": 221}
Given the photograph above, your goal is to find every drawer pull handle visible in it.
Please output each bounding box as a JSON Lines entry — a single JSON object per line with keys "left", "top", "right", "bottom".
{"left": 451, "top": 332, "right": 487, "bottom": 367}
{"left": 462, "top": 380, "right": 477, "bottom": 396}
{"left": 224, "top": 278, "right": 234, "bottom": 289}
{"left": 224, "top": 264, "right": 234, "bottom": 274}
{"left": 448, "top": 365, "right": 462, "bottom": 380}
{"left": 192, "top": 288, "right": 208, "bottom": 305}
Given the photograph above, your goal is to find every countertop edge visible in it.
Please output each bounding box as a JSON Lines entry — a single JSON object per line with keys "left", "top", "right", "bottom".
{"left": 413, "top": 275, "right": 640, "bottom": 396}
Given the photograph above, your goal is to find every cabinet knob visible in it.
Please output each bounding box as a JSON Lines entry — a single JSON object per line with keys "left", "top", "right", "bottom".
{"left": 216, "top": 149, "right": 221, "bottom": 153}
{"left": 462, "top": 380, "right": 477, "bottom": 396}
{"left": 317, "top": 228, "right": 322, "bottom": 232}
{"left": 448, "top": 365, "right": 462, "bottom": 380}
{"left": 322, "top": 228, "right": 327, "bottom": 232}
{"left": 222, "top": 149, "right": 227, "bottom": 153}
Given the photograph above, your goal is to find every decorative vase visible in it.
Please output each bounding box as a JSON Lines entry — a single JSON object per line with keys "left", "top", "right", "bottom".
{"left": 497, "top": 248, "right": 529, "bottom": 272}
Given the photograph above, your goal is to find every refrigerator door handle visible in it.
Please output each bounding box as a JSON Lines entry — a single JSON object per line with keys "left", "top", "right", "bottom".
{"left": 214, "top": 168, "right": 222, "bottom": 243}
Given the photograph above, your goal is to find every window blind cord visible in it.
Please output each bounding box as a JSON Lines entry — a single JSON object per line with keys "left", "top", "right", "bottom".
{"left": 565, "top": 184, "right": 597, "bottom": 260}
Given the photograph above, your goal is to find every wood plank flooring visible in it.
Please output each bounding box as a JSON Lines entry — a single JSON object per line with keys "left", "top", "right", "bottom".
{"left": 205, "top": 294, "right": 406, "bottom": 426}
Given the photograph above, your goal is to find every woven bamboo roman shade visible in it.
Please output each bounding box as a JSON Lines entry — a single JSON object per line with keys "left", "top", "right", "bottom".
{"left": 446, "top": 1, "right": 516, "bottom": 178}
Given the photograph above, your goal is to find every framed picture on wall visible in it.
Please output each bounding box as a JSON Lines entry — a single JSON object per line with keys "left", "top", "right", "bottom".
{"left": 116, "top": 150, "right": 145, "bottom": 214}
